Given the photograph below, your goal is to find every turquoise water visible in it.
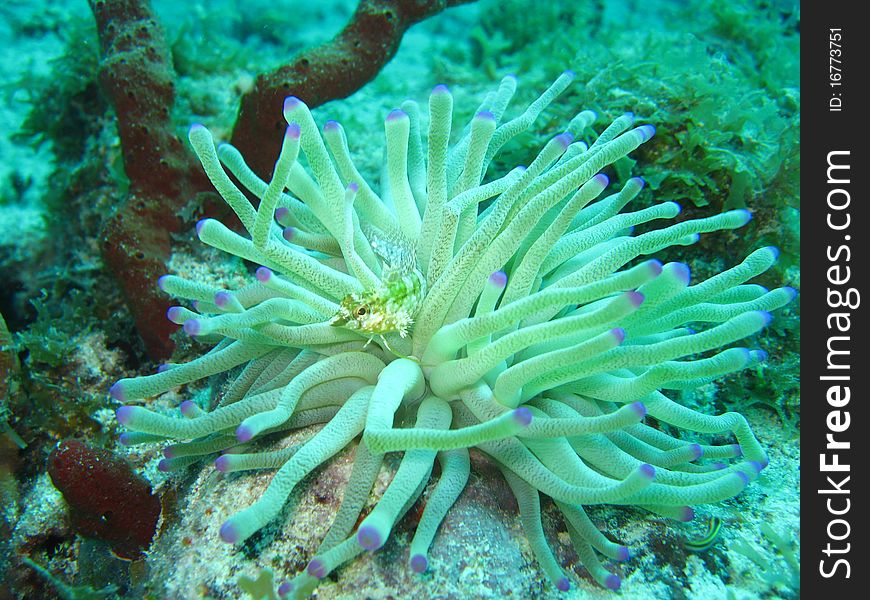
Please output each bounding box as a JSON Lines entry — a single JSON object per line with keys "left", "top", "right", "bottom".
{"left": 0, "top": 1, "right": 798, "bottom": 598}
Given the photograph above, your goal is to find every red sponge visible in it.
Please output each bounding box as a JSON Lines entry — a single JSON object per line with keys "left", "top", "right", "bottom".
{"left": 48, "top": 439, "right": 161, "bottom": 560}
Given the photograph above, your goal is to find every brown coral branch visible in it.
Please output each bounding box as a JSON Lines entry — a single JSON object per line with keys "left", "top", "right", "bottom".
{"left": 0, "top": 310, "right": 25, "bottom": 449}
{"left": 231, "top": 0, "right": 475, "bottom": 178}
{"left": 0, "top": 310, "right": 19, "bottom": 390}
{"left": 88, "top": 0, "right": 210, "bottom": 359}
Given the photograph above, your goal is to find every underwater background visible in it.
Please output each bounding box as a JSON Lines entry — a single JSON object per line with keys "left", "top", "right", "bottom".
{"left": 0, "top": 0, "right": 799, "bottom": 598}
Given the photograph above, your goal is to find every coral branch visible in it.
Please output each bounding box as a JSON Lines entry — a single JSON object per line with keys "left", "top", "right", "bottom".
{"left": 231, "top": 0, "right": 476, "bottom": 178}
{"left": 0, "top": 311, "right": 25, "bottom": 452}
{"left": 88, "top": 0, "right": 210, "bottom": 358}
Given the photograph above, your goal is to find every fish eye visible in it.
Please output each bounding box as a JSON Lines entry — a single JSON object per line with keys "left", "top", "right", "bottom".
{"left": 355, "top": 306, "right": 368, "bottom": 317}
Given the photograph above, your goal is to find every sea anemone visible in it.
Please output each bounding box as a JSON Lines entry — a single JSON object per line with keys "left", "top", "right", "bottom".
{"left": 112, "top": 71, "right": 794, "bottom": 596}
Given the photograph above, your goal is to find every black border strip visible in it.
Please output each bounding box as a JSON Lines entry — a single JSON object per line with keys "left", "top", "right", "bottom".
{"left": 803, "top": 2, "right": 868, "bottom": 596}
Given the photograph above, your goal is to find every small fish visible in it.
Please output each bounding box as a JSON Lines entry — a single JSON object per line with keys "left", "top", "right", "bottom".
{"left": 331, "top": 226, "right": 426, "bottom": 341}
{"left": 685, "top": 516, "right": 722, "bottom": 552}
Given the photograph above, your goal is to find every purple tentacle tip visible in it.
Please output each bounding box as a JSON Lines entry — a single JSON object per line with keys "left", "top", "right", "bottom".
{"left": 410, "top": 554, "right": 428, "bottom": 573}
{"left": 476, "top": 110, "right": 495, "bottom": 121}
{"left": 219, "top": 521, "right": 240, "bottom": 544}
{"left": 766, "top": 246, "right": 781, "bottom": 260}
{"left": 236, "top": 424, "right": 254, "bottom": 443}
{"left": 324, "top": 120, "right": 340, "bottom": 132}
{"left": 748, "top": 461, "right": 764, "bottom": 474}
{"left": 630, "top": 176, "right": 646, "bottom": 189}
{"left": 347, "top": 182, "right": 359, "bottom": 193}
{"left": 432, "top": 84, "right": 450, "bottom": 95}
{"left": 109, "top": 382, "right": 125, "bottom": 401}
{"left": 283, "top": 96, "right": 302, "bottom": 112}
{"left": 214, "top": 455, "right": 231, "bottom": 473}
{"left": 611, "top": 327, "right": 626, "bottom": 344}
{"left": 736, "top": 208, "right": 753, "bottom": 224}
{"left": 183, "top": 319, "right": 201, "bottom": 337}
{"left": 593, "top": 173, "right": 609, "bottom": 187}
{"left": 275, "top": 206, "right": 290, "bottom": 222}
{"left": 639, "top": 463, "right": 656, "bottom": 479}
{"left": 563, "top": 69, "right": 576, "bottom": 78}
{"left": 605, "top": 574, "right": 622, "bottom": 591}
{"left": 626, "top": 290, "right": 645, "bottom": 308}
{"left": 357, "top": 525, "right": 382, "bottom": 550}
{"left": 307, "top": 558, "right": 326, "bottom": 579}
{"left": 784, "top": 286, "right": 797, "bottom": 300}
{"left": 554, "top": 132, "right": 574, "bottom": 149}
{"left": 180, "top": 400, "right": 197, "bottom": 417}
{"left": 736, "top": 471, "right": 750, "bottom": 487}
{"left": 681, "top": 507, "right": 695, "bottom": 522}
{"left": 195, "top": 218, "right": 208, "bottom": 236}
{"left": 616, "top": 546, "right": 631, "bottom": 562}
{"left": 157, "top": 363, "right": 171, "bottom": 373}
{"left": 732, "top": 444, "right": 743, "bottom": 457}
{"left": 647, "top": 259, "right": 664, "bottom": 275}
{"left": 162, "top": 446, "right": 175, "bottom": 459}
{"left": 630, "top": 401, "right": 647, "bottom": 418}
{"left": 556, "top": 577, "right": 570, "bottom": 592}
{"left": 636, "top": 124, "right": 656, "bottom": 141}
{"left": 157, "top": 459, "right": 171, "bottom": 472}
{"left": 214, "top": 291, "right": 231, "bottom": 308}
{"left": 513, "top": 407, "right": 533, "bottom": 427}
{"left": 672, "top": 262, "right": 691, "bottom": 284}
{"left": 166, "top": 306, "right": 181, "bottom": 325}
{"left": 157, "top": 274, "right": 170, "bottom": 291}
{"left": 118, "top": 433, "right": 134, "bottom": 446}
{"left": 256, "top": 266, "right": 272, "bottom": 282}
{"left": 282, "top": 227, "right": 295, "bottom": 242}
{"left": 759, "top": 454, "right": 770, "bottom": 468}
{"left": 387, "top": 109, "right": 408, "bottom": 122}
{"left": 689, "top": 443, "right": 704, "bottom": 460}
{"left": 758, "top": 311, "right": 773, "bottom": 326}
{"left": 115, "top": 405, "right": 135, "bottom": 425}
{"left": 286, "top": 122, "right": 301, "bottom": 138}
{"left": 278, "top": 581, "right": 293, "bottom": 597}
{"left": 489, "top": 270, "right": 508, "bottom": 288}
{"left": 713, "top": 462, "right": 727, "bottom": 470}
